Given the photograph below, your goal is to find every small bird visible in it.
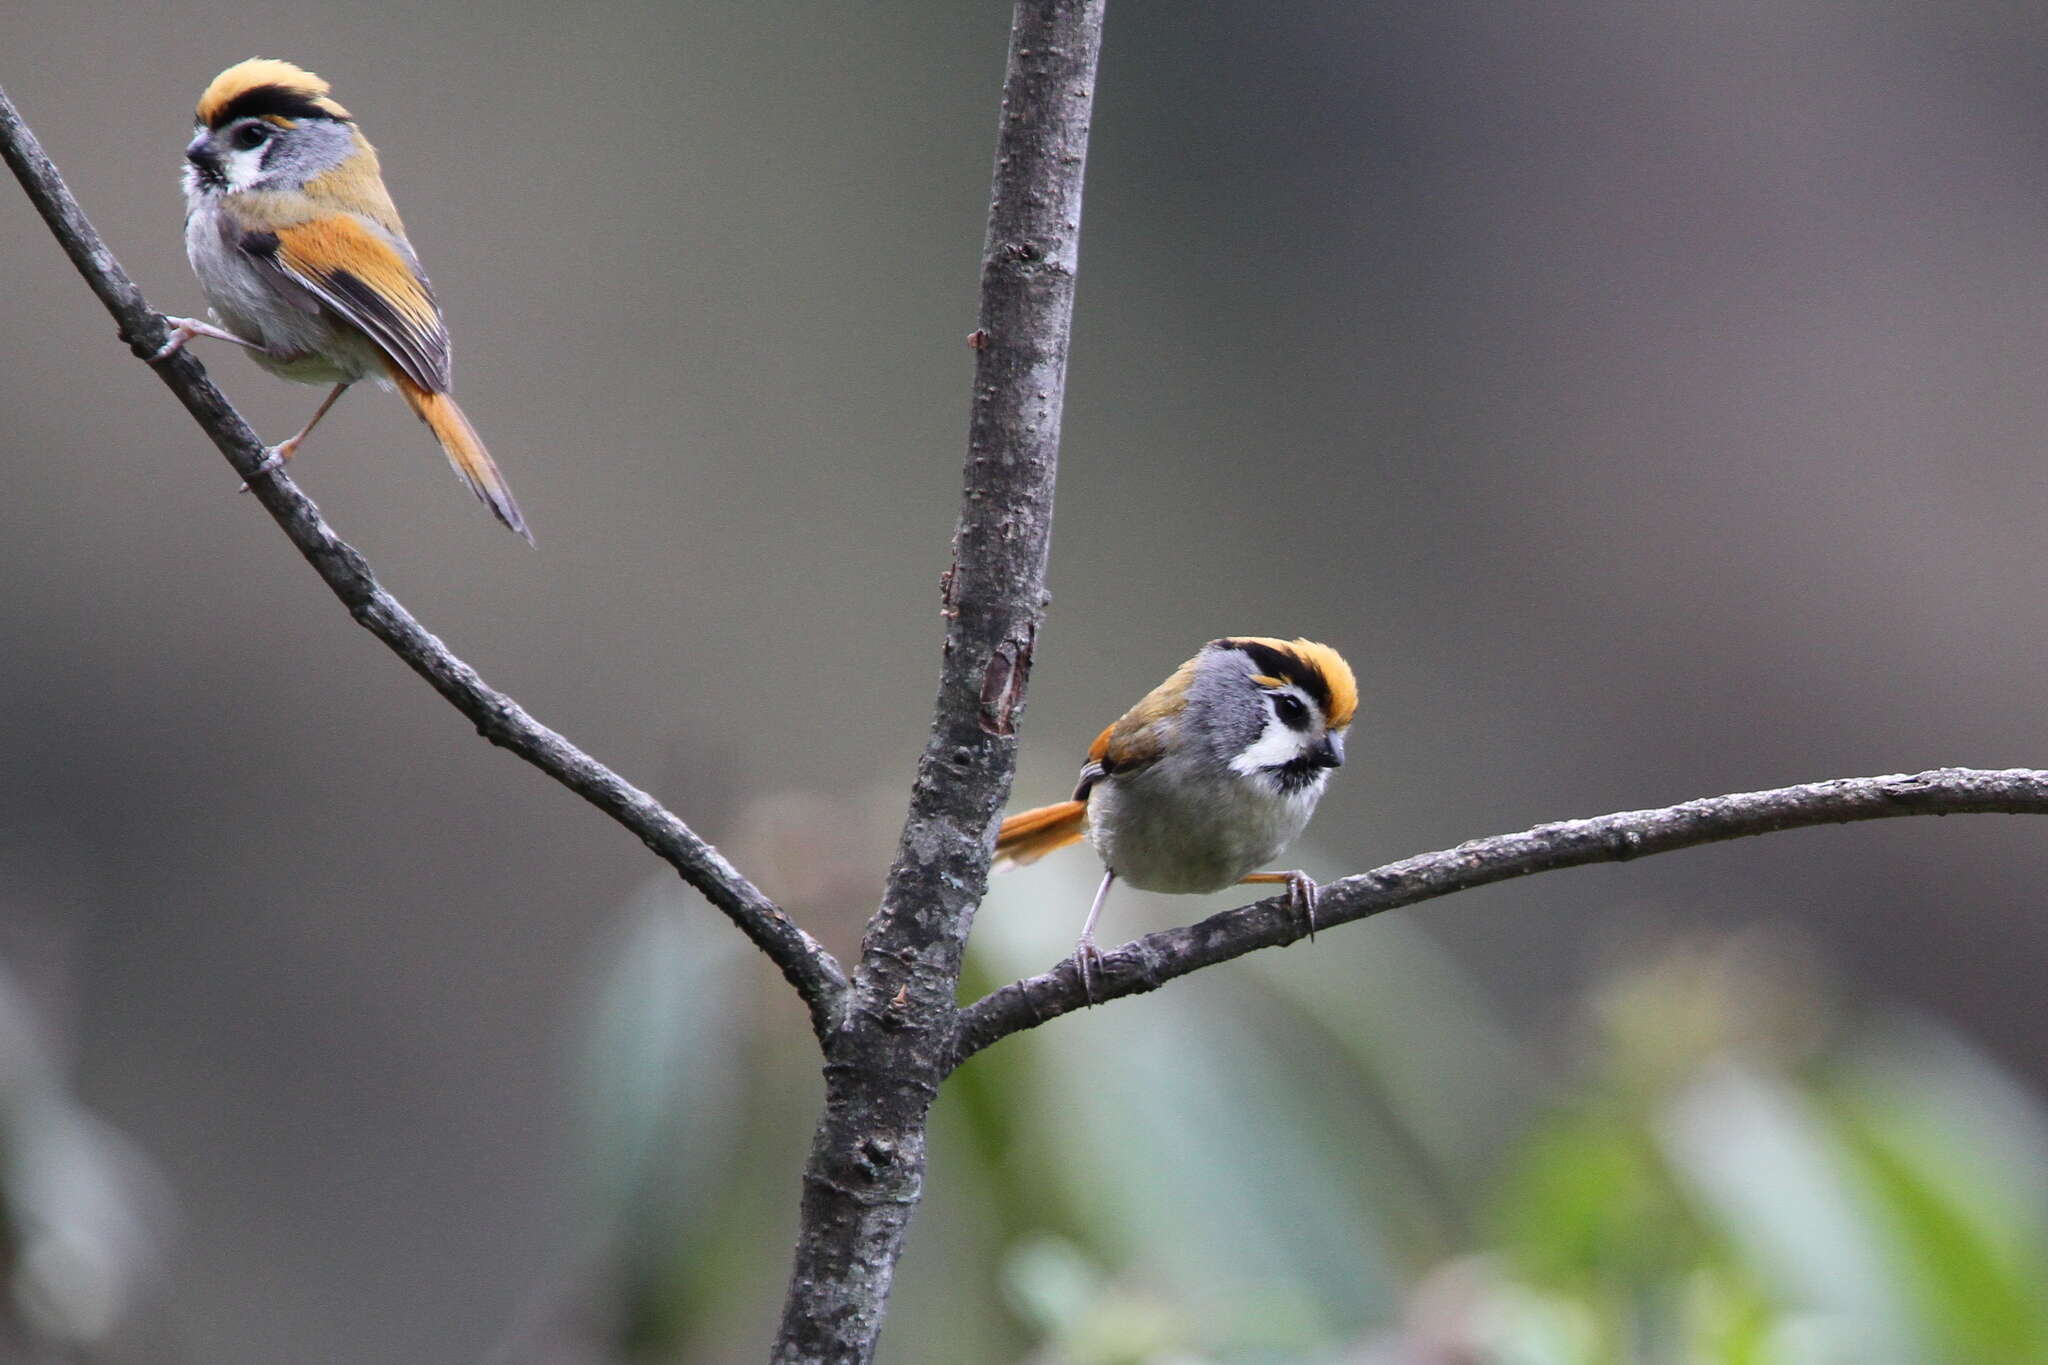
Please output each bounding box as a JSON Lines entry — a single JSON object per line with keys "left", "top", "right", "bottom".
{"left": 157, "top": 58, "right": 530, "bottom": 541}
{"left": 994, "top": 636, "right": 1356, "bottom": 993}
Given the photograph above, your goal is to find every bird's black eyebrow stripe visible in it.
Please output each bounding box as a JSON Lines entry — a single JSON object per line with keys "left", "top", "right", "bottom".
{"left": 1217, "top": 638, "right": 1333, "bottom": 714}
{"left": 208, "top": 85, "right": 346, "bottom": 130}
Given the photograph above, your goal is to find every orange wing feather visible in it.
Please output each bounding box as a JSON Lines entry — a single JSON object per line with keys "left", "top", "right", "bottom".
{"left": 1085, "top": 721, "right": 1115, "bottom": 767}
{"left": 993, "top": 660, "right": 1194, "bottom": 871}
{"left": 270, "top": 216, "right": 451, "bottom": 392}
{"left": 265, "top": 221, "right": 525, "bottom": 538}
{"left": 1089, "top": 654, "right": 1196, "bottom": 776}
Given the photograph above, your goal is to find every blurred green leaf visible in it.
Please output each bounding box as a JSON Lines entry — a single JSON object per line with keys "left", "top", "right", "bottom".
{"left": 1684, "top": 1263, "right": 1799, "bottom": 1365}
{"left": 1832, "top": 1113, "right": 2048, "bottom": 1361}
{"left": 1658, "top": 1063, "right": 1908, "bottom": 1339}
{"left": 1818, "top": 1050, "right": 2048, "bottom": 1364}
{"left": 1495, "top": 1106, "right": 1679, "bottom": 1292}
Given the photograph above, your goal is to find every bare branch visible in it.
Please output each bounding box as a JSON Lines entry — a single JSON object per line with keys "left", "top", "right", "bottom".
{"left": 770, "top": 2, "right": 1105, "bottom": 1360}
{"left": 950, "top": 766, "right": 2048, "bottom": 1067}
{"left": 0, "top": 83, "right": 849, "bottom": 1039}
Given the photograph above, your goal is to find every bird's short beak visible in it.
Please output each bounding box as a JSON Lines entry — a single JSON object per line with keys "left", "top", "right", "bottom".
{"left": 1313, "top": 732, "right": 1345, "bottom": 769}
{"left": 185, "top": 134, "right": 221, "bottom": 177}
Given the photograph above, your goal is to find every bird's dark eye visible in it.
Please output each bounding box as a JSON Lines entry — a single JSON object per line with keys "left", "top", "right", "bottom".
{"left": 232, "top": 123, "right": 271, "bottom": 150}
{"left": 1271, "top": 693, "right": 1309, "bottom": 728}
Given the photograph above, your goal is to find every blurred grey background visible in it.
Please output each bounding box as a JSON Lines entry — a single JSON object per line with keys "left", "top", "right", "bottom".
{"left": 5, "top": 0, "right": 2048, "bottom": 1360}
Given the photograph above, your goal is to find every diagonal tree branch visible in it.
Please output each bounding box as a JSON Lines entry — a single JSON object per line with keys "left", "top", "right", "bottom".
{"left": 0, "top": 82, "right": 849, "bottom": 1040}
{"left": 949, "top": 766, "right": 2048, "bottom": 1067}
{"left": 770, "top": 2, "right": 1104, "bottom": 1360}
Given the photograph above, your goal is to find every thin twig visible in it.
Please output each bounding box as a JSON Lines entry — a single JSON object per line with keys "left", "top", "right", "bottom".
{"left": 949, "top": 766, "right": 2048, "bottom": 1067}
{"left": 0, "top": 83, "right": 849, "bottom": 1039}
{"left": 769, "top": 3, "right": 1104, "bottom": 1360}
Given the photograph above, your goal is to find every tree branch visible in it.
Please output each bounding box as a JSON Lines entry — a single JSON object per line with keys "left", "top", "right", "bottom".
{"left": 0, "top": 83, "right": 849, "bottom": 1040}
{"left": 770, "top": 3, "right": 1104, "bottom": 1360}
{"left": 950, "top": 766, "right": 2048, "bottom": 1067}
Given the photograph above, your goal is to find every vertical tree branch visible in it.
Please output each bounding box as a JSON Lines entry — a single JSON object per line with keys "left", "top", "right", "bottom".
{"left": 770, "top": 2, "right": 1105, "bottom": 1359}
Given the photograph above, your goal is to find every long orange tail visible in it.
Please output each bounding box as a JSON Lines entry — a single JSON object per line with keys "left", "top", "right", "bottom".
{"left": 394, "top": 373, "right": 533, "bottom": 543}
{"left": 994, "top": 800, "right": 1088, "bottom": 868}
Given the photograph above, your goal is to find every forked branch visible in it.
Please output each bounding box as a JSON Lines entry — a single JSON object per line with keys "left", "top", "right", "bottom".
{"left": 20, "top": 37, "right": 2043, "bottom": 1365}
{"left": 950, "top": 766, "right": 2048, "bottom": 1067}
{"left": 0, "top": 84, "right": 849, "bottom": 1039}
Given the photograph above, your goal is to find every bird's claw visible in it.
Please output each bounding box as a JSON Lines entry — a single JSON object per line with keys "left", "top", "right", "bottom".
{"left": 237, "top": 443, "right": 292, "bottom": 493}
{"left": 149, "top": 318, "right": 206, "bottom": 363}
{"left": 1288, "top": 871, "right": 1321, "bottom": 942}
{"left": 1072, "top": 935, "right": 1104, "bottom": 1006}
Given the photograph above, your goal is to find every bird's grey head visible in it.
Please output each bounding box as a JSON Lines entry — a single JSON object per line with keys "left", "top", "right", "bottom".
{"left": 1188, "top": 638, "right": 1353, "bottom": 795}
{"left": 183, "top": 83, "right": 356, "bottom": 197}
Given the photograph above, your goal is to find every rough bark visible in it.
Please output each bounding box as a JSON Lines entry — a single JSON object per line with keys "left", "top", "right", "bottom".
{"left": 768, "top": 3, "right": 1106, "bottom": 1360}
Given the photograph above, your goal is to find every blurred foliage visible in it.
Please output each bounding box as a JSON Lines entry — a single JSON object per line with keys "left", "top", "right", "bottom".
{"left": 1467, "top": 937, "right": 2048, "bottom": 1365}
{"left": 546, "top": 831, "right": 2048, "bottom": 1365}
{"left": 3, "top": 802, "right": 2046, "bottom": 1365}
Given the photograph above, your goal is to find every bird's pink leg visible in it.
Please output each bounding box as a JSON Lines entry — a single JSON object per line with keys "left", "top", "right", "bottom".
{"left": 150, "top": 316, "right": 261, "bottom": 362}
{"left": 240, "top": 383, "right": 351, "bottom": 490}
{"left": 1072, "top": 869, "right": 1117, "bottom": 1004}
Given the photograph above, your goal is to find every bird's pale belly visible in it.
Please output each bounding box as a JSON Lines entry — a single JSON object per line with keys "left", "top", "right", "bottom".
{"left": 185, "top": 201, "right": 383, "bottom": 386}
{"left": 1087, "top": 767, "right": 1320, "bottom": 894}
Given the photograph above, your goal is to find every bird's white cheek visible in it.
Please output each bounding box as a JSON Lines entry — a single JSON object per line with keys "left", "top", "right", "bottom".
{"left": 1228, "top": 717, "right": 1300, "bottom": 776}
{"left": 218, "top": 146, "right": 265, "bottom": 192}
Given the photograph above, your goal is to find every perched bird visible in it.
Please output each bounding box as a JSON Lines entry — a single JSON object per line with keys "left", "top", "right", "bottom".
{"left": 156, "top": 58, "right": 530, "bottom": 541}
{"left": 995, "top": 637, "right": 1356, "bottom": 993}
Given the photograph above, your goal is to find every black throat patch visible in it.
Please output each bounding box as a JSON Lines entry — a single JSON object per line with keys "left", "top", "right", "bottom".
{"left": 1265, "top": 754, "right": 1328, "bottom": 795}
